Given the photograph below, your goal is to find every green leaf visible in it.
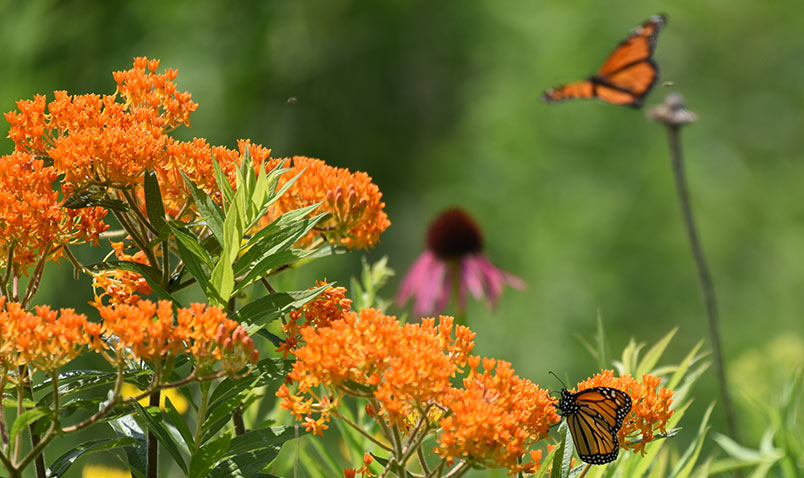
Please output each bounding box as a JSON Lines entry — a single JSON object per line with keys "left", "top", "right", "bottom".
{"left": 636, "top": 327, "right": 677, "bottom": 377}
{"left": 208, "top": 426, "right": 305, "bottom": 478}
{"left": 208, "top": 358, "right": 291, "bottom": 410}
{"left": 86, "top": 261, "right": 180, "bottom": 305}
{"left": 64, "top": 190, "right": 130, "bottom": 211}
{"left": 668, "top": 340, "right": 705, "bottom": 391}
{"left": 234, "top": 210, "right": 323, "bottom": 277}
{"left": 108, "top": 414, "right": 147, "bottom": 478}
{"left": 212, "top": 157, "right": 235, "bottom": 209}
{"left": 210, "top": 259, "right": 235, "bottom": 307}
{"left": 670, "top": 402, "right": 714, "bottom": 478}
{"left": 222, "top": 195, "right": 245, "bottom": 266}
{"left": 181, "top": 171, "right": 225, "bottom": 245}
{"left": 144, "top": 169, "right": 167, "bottom": 232}
{"left": 10, "top": 407, "right": 50, "bottom": 445}
{"left": 551, "top": 422, "right": 573, "bottom": 478}
{"left": 233, "top": 249, "right": 316, "bottom": 294}
{"left": 164, "top": 396, "right": 194, "bottom": 452}
{"left": 46, "top": 437, "right": 137, "bottom": 477}
{"left": 232, "top": 285, "right": 329, "bottom": 330}
{"left": 132, "top": 402, "right": 188, "bottom": 475}
{"left": 190, "top": 430, "right": 232, "bottom": 478}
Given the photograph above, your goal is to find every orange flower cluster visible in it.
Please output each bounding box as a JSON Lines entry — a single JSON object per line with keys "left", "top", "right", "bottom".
{"left": 0, "top": 297, "right": 102, "bottom": 372}
{"left": 268, "top": 156, "right": 390, "bottom": 249}
{"left": 437, "top": 357, "right": 560, "bottom": 473}
{"left": 277, "top": 309, "right": 475, "bottom": 435}
{"left": 96, "top": 300, "right": 258, "bottom": 372}
{"left": 573, "top": 369, "right": 675, "bottom": 455}
{"left": 277, "top": 283, "right": 352, "bottom": 358}
{"left": 91, "top": 241, "right": 153, "bottom": 306}
{"left": 5, "top": 58, "right": 197, "bottom": 189}
{"left": 342, "top": 453, "right": 375, "bottom": 478}
{"left": 0, "top": 151, "right": 108, "bottom": 271}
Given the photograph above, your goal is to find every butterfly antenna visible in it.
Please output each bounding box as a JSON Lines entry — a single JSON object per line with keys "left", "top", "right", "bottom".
{"left": 548, "top": 371, "right": 568, "bottom": 390}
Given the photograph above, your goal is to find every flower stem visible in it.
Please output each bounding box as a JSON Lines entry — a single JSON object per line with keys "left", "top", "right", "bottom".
{"left": 663, "top": 122, "right": 741, "bottom": 446}
{"left": 577, "top": 464, "right": 592, "bottom": 478}
{"left": 146, "top": 391, "right": 160, "bottom": 478}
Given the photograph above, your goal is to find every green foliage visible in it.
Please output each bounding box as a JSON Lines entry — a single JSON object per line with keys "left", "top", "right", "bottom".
{"left": 350, "top": 256, "right": 395, "bottom": 311}
{"left": 707, "top": 370, "right": 804, "bottom": 478}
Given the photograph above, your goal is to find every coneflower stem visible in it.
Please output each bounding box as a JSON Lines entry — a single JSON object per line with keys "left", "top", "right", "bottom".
{"left": 664, "top": 123, "right": 741, "bottom": 446}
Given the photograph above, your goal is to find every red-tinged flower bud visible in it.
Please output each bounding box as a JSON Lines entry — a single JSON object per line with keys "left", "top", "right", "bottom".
{"left": 250, "top": 348, "right": 260, "bottom": 364}
{"left": 347, "top": 188, "right": 357, "bottom": 206}
{"left": 233, "top": 326, "right": 247, "bottom": 343}
{"left": 326, "top": 189, "right": 335, "bottom": 204}
{"left": 365, "top": 403, "right": 376, "bottom": 418}
{"left": 241, "top": 336, "right": 254, "bottom": 352}
{"left": 223, "top": 337, "right": 234, "bottom": 353}
{"left": 215, "top": 324, "right": 226, "bottom": 343}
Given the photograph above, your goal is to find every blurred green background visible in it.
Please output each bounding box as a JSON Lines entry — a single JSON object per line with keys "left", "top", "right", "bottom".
{"left": 2, "top": 0, "right": 804, "bottom": 476}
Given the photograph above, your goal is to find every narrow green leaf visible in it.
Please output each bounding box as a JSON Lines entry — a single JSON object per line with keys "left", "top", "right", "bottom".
{"left": 108, "top": 414, "right": 147, "bottom": 478}
{"left": 670, "top": 403, "right": 714, "bottom": 478}
{"left": 132, "top": 402, "right": 188, "bottom": 475}
{"left": 668, "top": 340, "right": 704, "bottom": 390}
{"left": 47, "top": 437, "right": 137, "bottom": 477}
{"left": 234, "top": 211, "right": 324, "bottom": 276}
{"left": 551, "top": 422, "right": 571, "bottom": 478}
{"left": 164, "top": 397, "right": 194, "bottom": 452}
{"left": 207, "top": 427, "right": 304, "bottom": 478}
{"left": 208, "top": 358, "right": 291, "bottom": 408}
{"left": 144, "top": 169, "right": 167, "bottom": 232}
{"left": 210, "top": 259, "right": 235, "bottom": 306}
{"left": 212, "top": 157, "right": 235, "bottom": 209}
{"left": 181, "top": 171, "right": 225, "bottom": 244}
{"left": 226, "top": 426, "right": 302, "bottom": 457}
{"left": 169, "top": 224, "right": 214, "bottom": 268}
{"left": 636, "top": 327, "right": 678, "bottom": 377}
{"left": 222, "top": 196, "right": 244, "bottom": 266}
{"left": 190, "top": 430, "right": 232, "bottom": 478}
{"left": 232, "top": 285, "right": 329, "bottom": 330}
{"left": 64, "top": 190, "right": 130, "bottom": 211}
{"left": 10, "top": 407, "right": 50, "bottom": 445}
{"left": 233, "top": 248, "right": 316, "bottom": 294}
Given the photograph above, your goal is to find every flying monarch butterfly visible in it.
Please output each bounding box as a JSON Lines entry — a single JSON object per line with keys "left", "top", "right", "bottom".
{"left": 542, "top": 15, "right": 667, "bottom": 108}
{"left": 557, "top": 387, "right": 632, "bottom": 465}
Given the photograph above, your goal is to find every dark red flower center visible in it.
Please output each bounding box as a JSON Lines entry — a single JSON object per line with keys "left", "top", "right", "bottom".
{"left": 426, "top": 208, "right": 484, "bottom": 259}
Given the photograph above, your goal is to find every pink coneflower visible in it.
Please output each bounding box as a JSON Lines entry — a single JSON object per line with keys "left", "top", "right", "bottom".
{"left": 397, "top": 208, "right": 525, "bottom": 317}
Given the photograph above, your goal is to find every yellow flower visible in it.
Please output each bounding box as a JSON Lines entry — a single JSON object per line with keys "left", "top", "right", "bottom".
{"left": 82, "top": 463, "right": 132, "bottom": 478}
{"left": 121, "top": 382, "right": 189, "bottom": 414}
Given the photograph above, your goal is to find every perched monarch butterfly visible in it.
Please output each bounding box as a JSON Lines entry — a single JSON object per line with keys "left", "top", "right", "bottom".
{"left": 542, "top": 15, "right": 667, "bottom": 108}
{"left": 557, "top": 387, "right": 632, "bottom": 465}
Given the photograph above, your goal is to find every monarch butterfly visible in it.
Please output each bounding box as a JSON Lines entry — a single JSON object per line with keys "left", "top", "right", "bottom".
{"left": 557, "top": 387, "right": 632, "bottom": 465}
{"left": 542, "top": 15, "right": 667, "bottom": 108}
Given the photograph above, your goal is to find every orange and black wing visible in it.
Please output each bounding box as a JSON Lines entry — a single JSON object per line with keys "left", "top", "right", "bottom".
{"left": 542, "top": 14, "right": 666, "bottom": 108}
{"left": 558, "top": 387, "right": 632, "bottom": 465}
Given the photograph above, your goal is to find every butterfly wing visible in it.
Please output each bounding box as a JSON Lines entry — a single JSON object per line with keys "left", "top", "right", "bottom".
{"left": 543, "top": 14, "right": 666, "bottom": 107}
{"left": 542, "top": 80, "right": 595, "bottom": 103}
{"left": 597, "top": 15, "right": 665, "bottom": 77}
{"left": 560, "top": 387, "right": 632, "bottom": 465}
{"left": 567, "top": 410, "right": 620, "bottom": 464}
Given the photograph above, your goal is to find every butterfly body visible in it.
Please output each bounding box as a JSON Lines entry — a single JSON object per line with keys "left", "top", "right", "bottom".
{"left": 543, "top": 15, "right": 667, "bottom": 108}
{"left": 557, "top": 387, "right": 632, "bottom": 465}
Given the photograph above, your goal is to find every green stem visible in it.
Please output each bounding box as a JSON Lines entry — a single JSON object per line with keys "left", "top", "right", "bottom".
{"left": 193, "top": 381, "right": 211, "bottom": 451}
{"left": 665, "top": 124, "right": 741, "bottom": 445}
